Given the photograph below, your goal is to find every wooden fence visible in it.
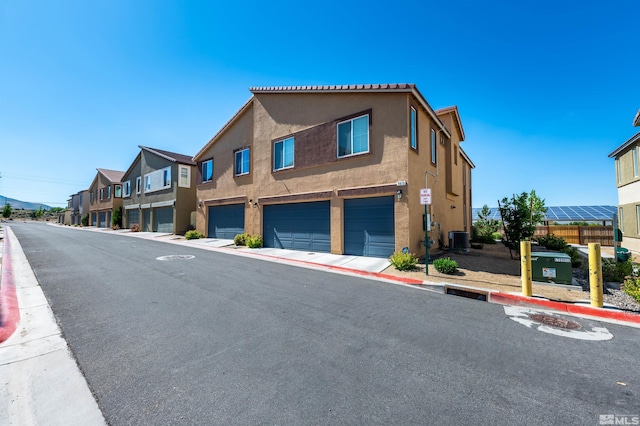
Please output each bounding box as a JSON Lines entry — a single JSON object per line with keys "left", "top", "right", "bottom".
{"left": 534, "top": 225, "right": 614, "bottom": 246}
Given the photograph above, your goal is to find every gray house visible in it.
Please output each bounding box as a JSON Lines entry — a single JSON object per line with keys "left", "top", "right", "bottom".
{"left": 121, "top": 146, "right": 197, "bottom": 234}
{"left": 70, "top": 189, "right": 89, "bottom": 225}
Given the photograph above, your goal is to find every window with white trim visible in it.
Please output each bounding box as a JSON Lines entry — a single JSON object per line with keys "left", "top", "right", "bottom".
{"left": 634, "top": 147, "right": 639, "bottom": 178}
{"left": 114, "top": 185, "right": 122, "bottom": 198}
{"left": 235, "top": 148, "right": 250, "bottom": 176}
{"left": 99, "top": 188, "right": 104, "bottom": 200}
{"left": 145, "top": 175, "right": 151, "bottom": 192}
{"left": 179, "top": 165, "right": 191, "bottom": 187}
{"left": 136, "top": 177, "right": 142, "bottom": 194}
{"left": 619, "top": 207, "right": 625, "bottom": 232}
{"left": 123, "top": 181, "right": 131, "bottom": 197}
{"left": 337, "top": 114, "right": 369, "bottom": 157}
{"left": 616, "top": 158, "right": 622, "bottom": 184}
{"left": 410, "top": 107, "right": 417, "bottom": 150}
{"left": 107, "top": 186, "right": 111, "bottom": 199}
{"left": 202, "top": 159, "right": 213, "bottom": 183}
{"left": 163, "top": 168, "right": 171, "bottom": 187}
{"left": 274, "top": 137, "right": 294, "bottom": 171}
{"left": 430, "top": 128, "right": 436, "bottom": 164}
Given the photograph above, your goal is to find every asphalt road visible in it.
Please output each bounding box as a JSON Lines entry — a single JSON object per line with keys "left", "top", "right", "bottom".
{"left": 9, "top": 222, "right": 640, "bottom": 425}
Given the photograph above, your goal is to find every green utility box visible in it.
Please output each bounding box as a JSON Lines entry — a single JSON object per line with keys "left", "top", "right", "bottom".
{"left": 531, "top": 252, "right": 573, "bottom": 285}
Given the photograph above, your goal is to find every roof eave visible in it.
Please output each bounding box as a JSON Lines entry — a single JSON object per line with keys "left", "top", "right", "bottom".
{"left": 608, "top": 131, "right": 640, "bottom": 158}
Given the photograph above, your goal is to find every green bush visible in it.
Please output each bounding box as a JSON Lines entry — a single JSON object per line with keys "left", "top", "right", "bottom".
{"left": 389, "top": 251, "right": 418, "bottom": 271}
{"left": 185, "top": 230, "right": 203, "bottom": 240}
{"left": 537, "top": 234, "right": 568, "bottom": 251}
{"left": 234, "top": 233, "right": 249, "bottom": 246}
{"left": 433, "top": 257, "right": 458, "bottom": 274}
{"left": 492, "top": 232, "right": 502, "bottom": 240}
{"left": 602, "top": 258, "right": 633, "bottom": 282}
{"left": 81, "top": 214, "right": 89, "bottom": 227}
{"left": 561, "top": 246, "right": 582, "bottom": 268}
{"left": 623, "top": 277, "right": 640, "bottom": 302}
{"left": 246, "top": 234, "right": 263, "bottom": 248}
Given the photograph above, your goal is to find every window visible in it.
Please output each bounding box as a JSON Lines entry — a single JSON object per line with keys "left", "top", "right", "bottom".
{"left": 145, "top": 175, "right": 151, "bottom": 192}
{"left": 107, "top": 186, "right": 111, "bottom": 199}
{"left": 634, "top": 147, "right": 639, "bottom": 178}
{"left": 430, "top": 128, "right": 436, "bottom": 164}
{"left": 136, "top": 177, "right": 142, "bottom": 194}
{"left": 235, "top": 148, "right": 250, "bottom": 176}
{"left": 616, "top": 158, "right": 622, "bottom": 184}
{"left": 99, "top": 188, "right": 104, "bottom": 200}
{"left": 619, "top": 207, "right": 625, "bottom": 232}
{"left": 123, "top": 181, "right": 131, "bottom": 197}
{"left": 90, "top": 192, "right": 94, "bottom": 203}
{"left": 202, "top": 159, "right": 213, "bottom": 183}
{"left": 410, "top": 107, "right": 417, "bottom": 150}
{"left": 338, "top": 114, "right": 369, "bottom": 157}
{"left": 163, "top": 168, "right": 171, "bottom": 187}
{"left": 274, "top": 137, "right": 294, "bottom": 171}
{"left": 637, "top": 205, "right": 640, "bottom": 235}
{"left": 179, "top": 165, "right": 191, "bottom": 187}
{"left": 114, "top": 185, "right": 122, "bottom": 198}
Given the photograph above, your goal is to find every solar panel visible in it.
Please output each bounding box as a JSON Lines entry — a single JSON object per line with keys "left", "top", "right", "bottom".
{"left": 472, "top": 205, "right": 617, "bottom": 222}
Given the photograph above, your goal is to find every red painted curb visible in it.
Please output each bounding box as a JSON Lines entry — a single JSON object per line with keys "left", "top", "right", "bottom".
{"left": 489, "top": 292, "right": 640, "bottom": 325}
{"left": 0, "top": 230, "right": 20, "bottom": 343}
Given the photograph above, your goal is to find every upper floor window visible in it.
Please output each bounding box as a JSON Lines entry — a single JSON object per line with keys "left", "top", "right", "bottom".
{"left": 114, "top": 185, "right": 122, "bottom": 198}
{"left": 107, "top": 186, "right": 111, "bottom": 199}
{"left": 179, "top": 165, "right": 191, "bottom": 187}
{"left": 619, "top": 207, "right": 625, "bottom": 232}
{"left": 136, "top": 176, "right": 142, "bottom": 194}
{"left": 90, "top": 192, "right": 94, "bottom": 203}
{"left": 410, "top": 107, "right": 417, "bottom": 150}
{"left": 99, "top": 188, "right": 104, "bottom": 200}
{"left": 634, "top": 147, "right": 639, "bottom": 178}
{"left": 338, "top": 114, "right": 369, "bottom": 158}
{"left": 274, "top": 137, "right": 294, "bottom": 171}
{"left": 202, "top": 159, "right": 213, "bottom": 183}
{"left": 430, "top": 128, "right": 437, "bottom": 164}
{"left": 235, "top": 148, "right": 250, "bottom": 176}
{"left": 145, "top": 175, "right": 151, "bottom": 192}
{"left": 616, "top": 158, "right": 622, "bottom": 184}
{"left": 123, "top": 181, "right": 131, "bottom": 197}
{"left": 163, "top": 168, "right": 171, "bottom": 187}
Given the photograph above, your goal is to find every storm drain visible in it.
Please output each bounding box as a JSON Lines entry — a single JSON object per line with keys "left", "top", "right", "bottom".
{"left": 444, "top": 285, "right": 488, "bottom": 301}
{"left": 528, "top": 314, "right": 582, "bottom": 330}
{"left": 156, "top": 255, "right": 195, "bottom": 261}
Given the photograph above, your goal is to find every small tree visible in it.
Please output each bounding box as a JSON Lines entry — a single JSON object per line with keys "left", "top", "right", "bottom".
{"left": 81, "top": 214, "right": 89, "bottom": 226}
{"left": 35, "top": 205, "right": 44, "bottom": 220}
{"left": 498, "top": 190, "right": 546, "bottom": 257}
{"left": 112, "top": 206, "right": 123, "bottom": 229}
{"left": 2, "top": 203, "right": 12, "bottom": 219}
{"left": 472, "top": 204, "right": 500, "bottom": 243}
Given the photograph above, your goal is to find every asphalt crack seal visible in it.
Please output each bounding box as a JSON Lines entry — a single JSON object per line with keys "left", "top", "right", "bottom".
{"left": 156, "top": 255, "right": 195, "bottom": 261}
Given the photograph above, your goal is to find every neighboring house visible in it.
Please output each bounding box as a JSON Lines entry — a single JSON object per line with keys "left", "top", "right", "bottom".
{"left": 69, "top": 189, "right": 89, "bottom": 225}
{"left": 121, "top": 146, "right": 197, "bottom": 234}
{"left": 88, "top": 168, "right": 125, "bottom": 228}
{"left": 608, "top": 131, "right": 640, "bottom": 253}
{"left": 193, "top": 84, "right": 474, "bottom": 258}
{"left": 634, "top": 109, "right": 640, "bottom": 127}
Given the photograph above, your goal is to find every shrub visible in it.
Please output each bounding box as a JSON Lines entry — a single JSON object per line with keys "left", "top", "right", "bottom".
{"left": 389, "top": 251, "right": 418, "bottom": 271}
{"left": 246, "top": 234, "right": 263, "bottom": 248}
{"left": 492, "top": 232, "right": 502, "bottom": 241}
{"left": 81, "top": 214, "right": 89, "bottom": 227}
{"left": 623, "top": 277, "right": 640, "bottom": 303}
{"left": 433, "top": 257, "right": 458, "bottom": 274}
{"left": 602, "top": 258, "right": 633, "bottom": 283}
{"left": 561, "top": 246, "right": 582, "bottom": 268}
{"left": 185, "top": 230, "right": 203, "bottom": 240}
{"left": 537, "top": 234, "right": 568, "bottom": 251}
{"left": 234, "top": 233, "right": 249, "bottom": 246}
{"left": 130, "top": 224, "right": 141, "bottom": 232}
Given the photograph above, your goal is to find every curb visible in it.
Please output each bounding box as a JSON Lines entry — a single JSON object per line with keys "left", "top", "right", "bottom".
{"left": 0, "top": 228, "right": 20, "bottom": 343}
{"left": 488, "top": 291, "right": 640, "bottom": 325}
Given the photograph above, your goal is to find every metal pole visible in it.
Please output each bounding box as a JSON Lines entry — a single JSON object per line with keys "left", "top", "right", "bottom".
{"left": 589, "top": 243, "right": 603, "bottom": 308}
{"left": 520, "top": 240, "right": 532, "bottom": 296}
{"left": 425, "top": 204, "right": 429, "bottom": 276}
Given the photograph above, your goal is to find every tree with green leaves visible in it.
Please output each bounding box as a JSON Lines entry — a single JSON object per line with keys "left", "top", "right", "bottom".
{"left": 2, "top": 202, "right": 12, "bottom": 219}
{"left": 35, "top": 205, "right": 44, "bottom": 219}
{"left": 498, "top": 190, "right": 546, "bottom": 257}
{"left": 472, "top": 204, "right": 500, "bottom": 243}
{"left": 112, "top": 206, "right": 123, "bottom": 229}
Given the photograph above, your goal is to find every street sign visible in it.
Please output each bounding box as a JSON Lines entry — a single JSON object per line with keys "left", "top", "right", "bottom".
{"left": 420, "top": 188, "right": 431, "bottom": 205}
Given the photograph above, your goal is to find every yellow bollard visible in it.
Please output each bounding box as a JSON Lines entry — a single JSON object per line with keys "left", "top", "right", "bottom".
{"left": 521, "top": 240, "right": 532, "bottom": 297}
{"left": 589, "top": 243, "right": 603, "bottom": 308}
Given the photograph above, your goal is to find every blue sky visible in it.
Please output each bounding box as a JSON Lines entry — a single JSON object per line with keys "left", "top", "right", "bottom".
{"left": 1, "top": 0, "right": 638, "bottom": 208}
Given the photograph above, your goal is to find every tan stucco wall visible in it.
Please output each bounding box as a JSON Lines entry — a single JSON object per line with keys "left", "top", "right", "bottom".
{"left": 615, "top": 144, "right": 639, "bottom": 187}
{"left": 195, "top": 90, "right": 473, "bottom": 257}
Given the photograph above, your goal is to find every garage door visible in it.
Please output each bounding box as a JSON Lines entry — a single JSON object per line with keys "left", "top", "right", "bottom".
{"left": 91, "top": 213, "right": 97, "bottom": 226}
{"left": 344, "top": 196, "right": 395, "bottom": 257}
{"left": 263, "top": 201, "right": 330, "bottom": 252}
{"left": 154, "top": 207, "right": 174, "bottom": 233}
{"left": 98, "top": 212, "right": 107, "bottom": 228}
{"left": 127, "top": 209, "right": 140, "bottom": 227}
{"left": 142, "top": 209, "right": 151, "bottom": 232}
{"left": 207, "top": 204, "right": 245, "bottom": 239}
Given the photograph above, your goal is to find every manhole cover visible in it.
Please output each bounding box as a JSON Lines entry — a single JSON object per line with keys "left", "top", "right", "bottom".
{"left": 528, "top": 314, "right": 582, "bottom": 330}
{"left": 156, "top": 255, "right": 195, "bottom": 261}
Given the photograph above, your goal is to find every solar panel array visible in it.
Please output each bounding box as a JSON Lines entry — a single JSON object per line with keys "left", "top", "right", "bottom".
{"left": 472, "top": 205, "right": 617, "bottom": 222}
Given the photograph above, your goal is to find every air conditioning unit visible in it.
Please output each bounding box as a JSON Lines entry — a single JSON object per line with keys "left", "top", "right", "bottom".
{"left": 448, "top": 231, "right": 469, "bottom": 252}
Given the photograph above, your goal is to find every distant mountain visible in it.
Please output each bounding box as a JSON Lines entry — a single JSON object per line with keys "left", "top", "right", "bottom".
{"left": 0, "top": 195, "right": 52, "bottom": 211}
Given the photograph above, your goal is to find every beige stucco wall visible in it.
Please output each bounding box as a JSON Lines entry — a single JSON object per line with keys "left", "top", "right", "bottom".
{"left": 195, "top": 90, "right": 474, "bottom": 257}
